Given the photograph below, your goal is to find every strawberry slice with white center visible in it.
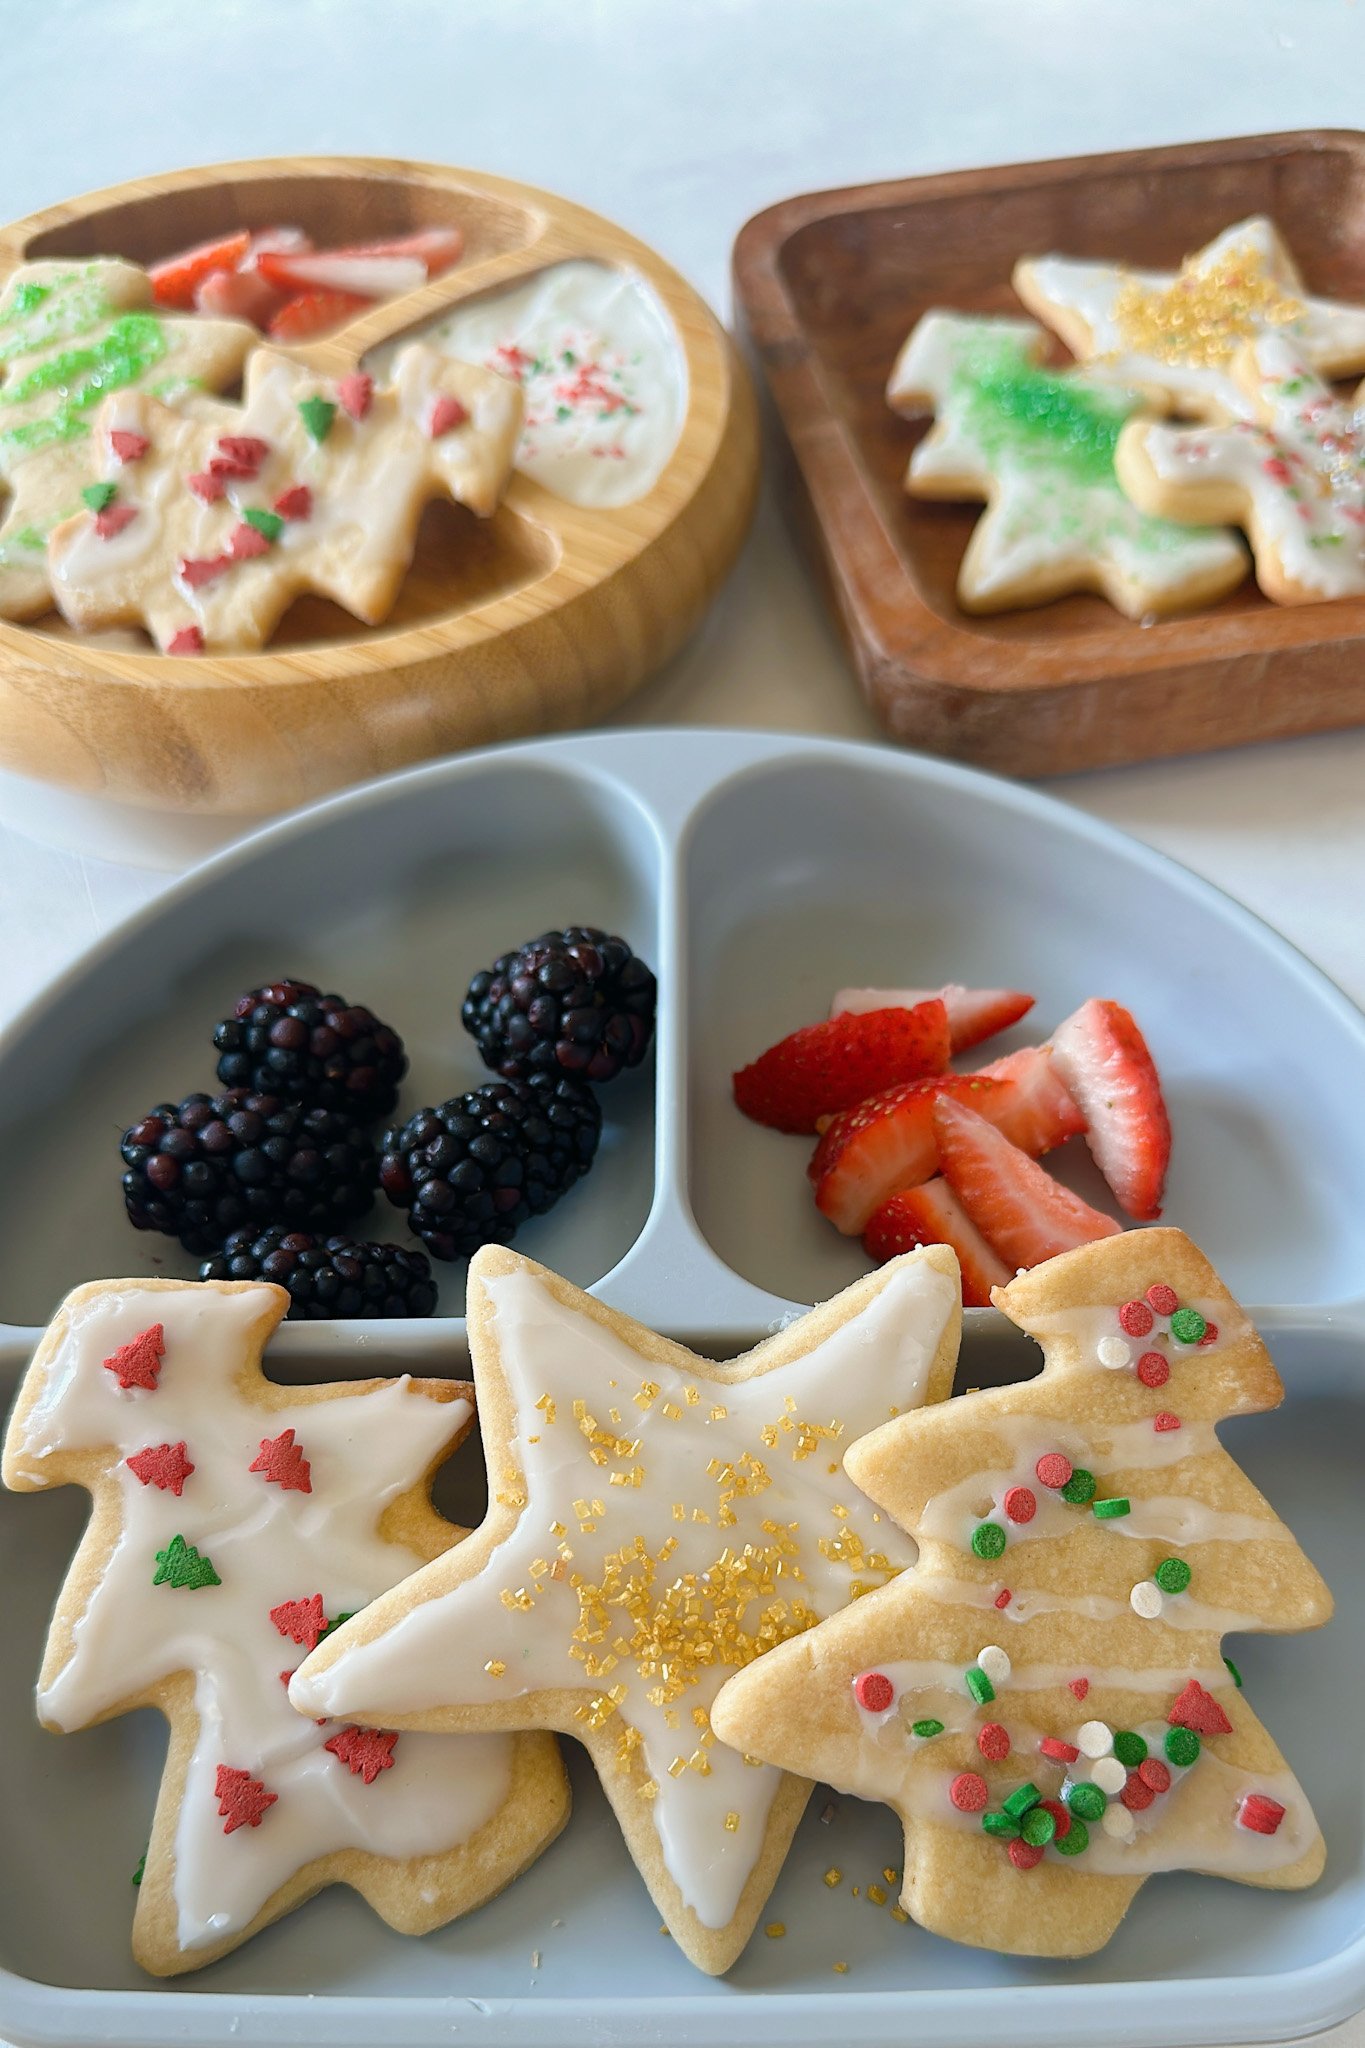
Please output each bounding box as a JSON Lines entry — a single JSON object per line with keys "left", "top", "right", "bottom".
{"left": 863, "top": 1178, "right": 1010, "bottom": 1306}
{"left": 149, "top": 231, "right": 251, "bottom": 310}
{"left": 831, "top": 984, "right": 1034, "bottom": 1053}
{"left": 933, "top": 1097, "right": 1122, "bottom": 1269}
{"left": 810, "top": 1047, "right": 1084, "bottom": 1235}
{"left": 324, "top": 227, "right": 464, "bottom": 277}
{"left": 1048, "top": 999, "right": 1171, "bottom": 1221}
{"left": 732, "top": 1000, "right": 950, "bottom": 1134}
{"left": 256, "top": 249, "right": 429, "bottom": 299}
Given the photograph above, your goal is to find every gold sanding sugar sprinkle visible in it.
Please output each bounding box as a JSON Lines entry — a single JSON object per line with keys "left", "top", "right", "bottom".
{"left": 667, "top": 1756, "right": 688, "bottom": 1778}
{"left": 833, "top": 1961, "right": 849, "bottom": 1975}
{"left": 662, "top": 1401, "right": 682, "bottom": 1421}
{"left": 535, "top": 1394, "right": 557, "bottom": 1423}
{"left": 500, "top": 1586, "right": 534, "bottom": 1611}
{"left": 765, "top": 1922, "right": 786, "bottom": 1939}
{"left": 495, "top": 1479, "right": 527, "bottom": 1509}
{"left": 634, "top": 1380, "right": 660, "bottom": 1410}
{"left": 1113, "top": 242, "right": 1304, "bottom": 367}
{"left": 867, "top": 1884, "right": 887, "bottom": 1907}
{"left": 882, "top": 1867, "right": 898, "bottom": 1885}
{"left": 709, "top": 1404, "right": 728, "bottom": 1422}
{"left": 685, "top": 1386, "right": 701, "bottom": 1405}
{"left": 792, "top": 1417, "right": 843, "bottom": 1461}
{"left": 890, "top": 1905, "right": 910, "bottom": 1924}
{"left": 724, "top": 1811, "right": 740, "bottom": 1832}
{"left": 824, "top": 1867, "right": 842, "bottom": 1888}
{"left": 640, "top": 1778, "right": 658, "bottom": 1800}
{"left": 484, "top": 1658, "right": 507, "bottom": 1677}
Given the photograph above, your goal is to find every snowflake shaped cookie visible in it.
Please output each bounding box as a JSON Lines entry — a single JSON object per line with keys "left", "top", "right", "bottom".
{"left": 888, "top": 311, "right": 1246, "bottom": 617}
{"left": 290, "top": 1243, "right": 962, "bottom": 1973}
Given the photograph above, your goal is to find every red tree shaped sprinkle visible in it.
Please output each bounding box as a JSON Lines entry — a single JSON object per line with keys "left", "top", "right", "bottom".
{"left": 249, "top": 1427, "right": 312, "bottom": 1493}
{"left": 270, "top": 1594, "right": 327, "bottom": 1651}
{"left": 214, "top": 1764, "right": 277, "bottom": 1833}
{"left": 126, "top": 1441, "right": 195, "bottom": 1495}
{"left": 102, "top": 1324, "right": 165, "bottom": 1391}
{"left": 325, "top": 1726, "right": 399, "bottom": 1785}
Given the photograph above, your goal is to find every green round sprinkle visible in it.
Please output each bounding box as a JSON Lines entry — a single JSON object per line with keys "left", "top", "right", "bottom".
{"left": 972, "top": 1521, "right": 1007, "bottom": 1559}
{"left": 1170, "top": 1308, "right": 1207, "bottom": 1345}
{"left": 965, "top": 1665, "right": 995, "bottom": 1706}
{"left": 1061, "top": 1468, "right": 1096, "bottom": 1504}
{"left": 82, "top": 480, "right": 117, "bottom": 512}
{"left": 1002, "top": 1781, "right": 1042, "bottom": 1820}
{"left": 1112, "top": 1730, "right": 1148, "bottom": 1768}
{"left": 1092, "top": 1496, "right": 1131, "bottom": 1520}
{"left": 911, "top": 1718, "right": 945, "bottom": 1739}
{"left": 1054, "top": 1817, "right": 1089, "bottom": 1856}
{"left": 298, "top": 395, "right": 337, "bottom": 443}
{"left": 1020, "top": 1805, "right": 1056, "bottom": 1847}
{"left": 1224, "top": 1655, "right": 1244, "bottom": 1689}
{"left": 243, "top": 506, "right": 284, "bottom": 544}
{"left": 1165, "top": 1726, "right": 1201, "bottom": 1768}
{"left": 1067, "top": 1781, "right": 1107, "bottom": 1822}
{"left": 982, "top": 1810, "right": 1020, "bottom": 1838}
{"left": 1154, "top": 1557, "right": 1192, "bottom": 1595}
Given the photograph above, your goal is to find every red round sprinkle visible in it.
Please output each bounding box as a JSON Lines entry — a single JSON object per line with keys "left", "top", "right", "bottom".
{"left": 1039, "top": 1797, "right": 1071, "bottom": 1842}
{"left": 1004, "top": 1485, "right": 1037, "bottom": 1525}
{"left": 1153, "top": 1411, "right": 1182, "bottom": 1432}
{"left": 166, "top": 625, "right": 204, "bottom": 656}
{"left": 1068, "top": 1677, "right": 1090, "bottom": 1701}
{"left": 1121, "top": 1771, "right": 1155, "bottom": 1811}
{"left": 854, "top": 1671, "right": 894, "bottom": 1713}
{"left": 1119, "top": 1299, "right": 1154, "bottom": 1337}
{"left": 1007, "top": 1837, "right": 1045, "bottom": 1870}
{"left": 1136, "top": 1352, "right": 1170, "bottom": 1388}
{"left": 994, "top": 1588, "right": 1012, "bottom": 1610}
{"left": 1198, "top": 1322, "right": 1219, "bottom": 1347}
{"left": 1138, "top": 1758, "right": 1172, "bottom": 1793}
{"left": 1239, "top": 1794, "right": 1286, "bottom": 1836}
{"left": 949, "top": 1771, "right": 989, "bottom": 1813}
{"left": 1038, "top": 1736, "right": 1080, "bottom": 1764}
{"left": 1035, "top": 1452, "right": 1072, "bottom": 1490}
{"left": 1147, "top": 1284, "right": 1179, "bottom": 1316}
{"left": 978, "top": 1722, "right": 1011, "bottom": 1762}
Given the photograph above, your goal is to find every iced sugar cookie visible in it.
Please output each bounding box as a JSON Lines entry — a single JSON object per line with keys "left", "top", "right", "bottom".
{"left": 46, "top": 341, "right": 523, "bottom": 652}
{"left": 0, "top": 259, "right": 255, "bottom": 619}
{"left": 888, "top": 311, "right": 1246, "bottom": 617}
{"left": 711, "top": 1230, "right": 1331, "bottom": 1958}
{"left": 288, "top": 1244, "right": 962, "bottom": 1974}
{"left": 1014, "top": 217, "right": 1365, "bottom": 424}
{"left": 1116, "top": 332, "right": 1365, "bottom": 605}
{"left": 1, "top": 1277, "right": 567, "bottom": 1975}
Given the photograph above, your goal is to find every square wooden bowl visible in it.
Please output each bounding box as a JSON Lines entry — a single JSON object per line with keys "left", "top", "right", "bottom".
{"left": 733, "top": 129, "right": 1365, "bottom": 775}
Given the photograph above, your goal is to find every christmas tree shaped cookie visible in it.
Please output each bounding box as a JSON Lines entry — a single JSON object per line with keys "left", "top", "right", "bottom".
{"left": 888, "top": 311, "right": 1247, "bottom": 617}
{"left": 0, "top": 259, "right": 255, "bottom": 618}
{"left": 288, "top": 1244, "right": 963, "bottom": 1973}
{"left": 711, "top": 1230, "right": 1331, "bottom": 1957}
{"left": 2, "top": 1277, "right": 567, "bottom": 1975}
{"left": 45, "top": 339, "right": 523, "bottom": 652}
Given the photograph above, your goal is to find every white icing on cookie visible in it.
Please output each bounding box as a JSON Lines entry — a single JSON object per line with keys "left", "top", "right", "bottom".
{"left": 13, "top": 1284, "right": 513, "bottom": 1953}
{"left": 293, "top": 1256, "right": 958, "bottom": 1931}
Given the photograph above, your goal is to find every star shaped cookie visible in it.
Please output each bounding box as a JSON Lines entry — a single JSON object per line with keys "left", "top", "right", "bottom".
{"left": 290, "top": 1243, "right": 962, "bottom": 1972}
{"left": 888, "top": 310, "right": 1246, "bottom": 616}
{"left": 0, "top": 258, "right": 255, "bottom": 619}
{"left": 45, "top": 340, "right": 523, "bottom": 651}
{"left": 1014, "top": 216, "right": 1365, "bottom": 422}
{"left": 2, "top": 1276, "right": 567, "bottom": 1974}
{"left": 711, "top": 1230, "right": 1331, "bottom": 1959}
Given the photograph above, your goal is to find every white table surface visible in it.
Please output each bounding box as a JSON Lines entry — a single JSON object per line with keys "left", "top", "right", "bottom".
{"left": 0, "top": 2, "right": 1360, "bottom": 2041}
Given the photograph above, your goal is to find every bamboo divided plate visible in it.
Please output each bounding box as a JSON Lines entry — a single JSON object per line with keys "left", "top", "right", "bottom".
{"left": 0, "top": 156, "right": 759, "bottom": 814}
{"left": 733, "top": 129, "right": 1365, "bottom": 776}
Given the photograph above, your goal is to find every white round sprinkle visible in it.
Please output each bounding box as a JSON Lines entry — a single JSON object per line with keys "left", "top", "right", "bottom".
{"left": 1077, "top": 1720, "right": 1114, "bottom": 1759}
{"left": 1102, "top": 1803, "right": 1136, "bottom": 1840}
{"left": 977, "top": 1645, "right": 1011, "bottom": 1686}
{"left": 1092, "top": 1755, "right": 1128, "bottom": 1795}
{"left": 1097, "top": 1336, "right": 1132, "bottom": 1370}
{"left": 1130, "top": 1580, "right": 1165, "bottom": 1620}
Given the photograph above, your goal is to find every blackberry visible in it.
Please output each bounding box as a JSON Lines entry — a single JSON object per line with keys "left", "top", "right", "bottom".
{"left": 462, "top": 927, "right": 656, "bottom": 1084}
{"left": 380, "top": 1074, "right": 601, "bottom": 1261}
{"left": 121, "top": 1091, "right": 378, "bottom": 1256}
{"left": 213, "top": 980, "right": 407, "bottom": 1120}
{"left": 200, "top": 1228, "right": 437, "bottom": 1320}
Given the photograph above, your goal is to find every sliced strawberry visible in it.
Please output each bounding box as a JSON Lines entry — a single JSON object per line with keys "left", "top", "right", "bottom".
{"left": 972, "top": 1046, "right": 1087, "bottom": 1153}
{"left": 195, "top": 267, "right": 285, "bottom": 327}
{"left": 1048, "top": 999, "right": 1171, "bottom": 1221}
{"left": 864, "top": 1179, "right": 1010, "bottom": 1307}
{"left": 933, "top": 1098, "right": 1121, "bottom": 1270}
{"left": 150, "top": 231, "right": 251, "bottom": 310}
{"left": 733, "top": 1001, "right": 950, "bottom": 1135}
{"left": 241, "top": 225, "right": 312, "bottom": 271}
{"left": 323, "top": 227, "right": 463, "bottom": 277}
{"left": 832, "top": 983, "right": 1034, "bottom": 1053}
{"left": 812, "top": 1055, "right": 1082, "bottom": 1236}
{"left": 256, "top": 249, "right": 426, "bottom": 298}
{"left": 266, "top": 291, "right": 371, "bottom": 342}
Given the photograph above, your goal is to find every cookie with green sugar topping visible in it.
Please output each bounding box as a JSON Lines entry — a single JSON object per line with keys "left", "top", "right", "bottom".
{"left": 0, "top": 259, "right": 256, "bottom": 620}
{"left": 885, "top": 309, "right": 1247, "bottom": 619}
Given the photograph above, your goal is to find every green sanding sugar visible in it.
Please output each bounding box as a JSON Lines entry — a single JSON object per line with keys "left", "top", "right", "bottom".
{"left": 956, "top": 338, "right": 1129, "bottom": 484}
{"left": 0, "top": 312, "right": 167, "bottom": 454}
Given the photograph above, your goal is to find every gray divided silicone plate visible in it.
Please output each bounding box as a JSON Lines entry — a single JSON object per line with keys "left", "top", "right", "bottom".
{"left": 0, "top": 728, "right": 1361, "bottom": 2048}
